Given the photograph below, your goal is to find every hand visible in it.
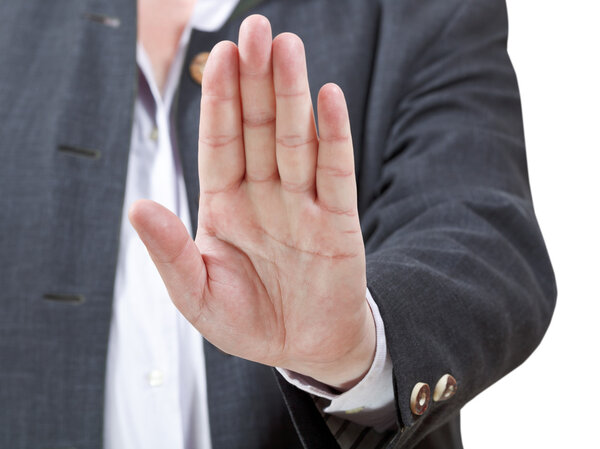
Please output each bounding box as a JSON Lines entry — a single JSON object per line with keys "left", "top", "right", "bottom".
{"left": 129, "top": 15, "right": 375, "bottom": 390}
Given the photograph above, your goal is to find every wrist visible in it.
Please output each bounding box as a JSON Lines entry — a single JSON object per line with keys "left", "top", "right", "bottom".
{"left": 305, "top": 299, "right": 377, "bottom": 391}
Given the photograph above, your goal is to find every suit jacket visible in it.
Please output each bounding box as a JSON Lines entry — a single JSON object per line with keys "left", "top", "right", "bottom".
{"left": 0, "top": 0, "right": 556, "bottom": 448}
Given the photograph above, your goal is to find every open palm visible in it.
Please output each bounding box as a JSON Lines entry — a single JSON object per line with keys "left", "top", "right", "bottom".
{"left": 130, "top": 15, "right": 374, "bottom": 389}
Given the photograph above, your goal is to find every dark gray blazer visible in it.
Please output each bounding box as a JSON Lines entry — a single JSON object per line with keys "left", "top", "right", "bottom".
{"left": 0, "top": 0, "right": 556, "bottom": 448}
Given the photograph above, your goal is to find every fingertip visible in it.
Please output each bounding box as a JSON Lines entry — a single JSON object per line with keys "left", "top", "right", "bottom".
{"left": 203, "top": 41, "right": 239, "bottom": 93}
{"left": 128, "top": 199, "right": 179, "bottom": 238}
{"left": 273, "top": 32, "right": 305, "bottom": 57}
{"left": 128, "top": 199, "right": 178, "bottom": 240}
{"left": 318, "top": 83, "right": 350, "bottom": 139}
{"left": 318, "top": 83, "right": 346, "bottom": 113}
{"left": 128, "top": 199, "right": 155, "bottom": 229}
{"left": 207, "top": 40, "right": 239, "bottom": 70}
{"left": 239, "top": 14, "right": 272, "bottom": 39}
{"left": 272, "top": 33, "right": 308, "bottom": 93}
{"left": 128, "top": 200, "right": 192, "bottom": 263}
{"left": 211, "top": 39, "right": 239, "bottom": 53}
{"left": 239, "top": 15, "right": 272, "bottom": 72}
{"left": 319, "top": 83, "right": 344, "bottom": 101}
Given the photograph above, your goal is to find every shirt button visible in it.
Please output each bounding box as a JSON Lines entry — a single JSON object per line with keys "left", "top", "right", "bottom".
{"left": 189, "top": 51, "right": 210, "bottom": 85}
{"left": 149, "top": 126, "right": 158, "bottom": 142}
{"left": 147, "top": 369, "right": 164, "bottom": 387}
{"left": 344, "top": 407, "right": 364, "bottom": 415}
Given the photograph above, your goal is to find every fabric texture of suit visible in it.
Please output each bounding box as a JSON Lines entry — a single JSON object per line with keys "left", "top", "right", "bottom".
{"left": 0, "top": 0, "right": 556, "bottom": 448}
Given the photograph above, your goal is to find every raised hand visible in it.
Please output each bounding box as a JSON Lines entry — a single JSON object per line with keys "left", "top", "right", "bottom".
{"left": 129, "top": 15, "right": 375, "bottom": 389}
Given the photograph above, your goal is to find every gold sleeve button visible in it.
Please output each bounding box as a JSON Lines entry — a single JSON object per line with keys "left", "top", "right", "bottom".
{"left": 433, "top": 374, "right": 457, "bottom": 402}
{"left": 410, "top": 382, "right": 431, "bottom": 416}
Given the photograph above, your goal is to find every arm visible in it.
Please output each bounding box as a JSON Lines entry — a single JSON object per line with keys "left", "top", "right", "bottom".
{"left": 356, "top": 0, "right": 556, "bottom": 441}
{"left": 277, "top": 0, "right": 556, "bottom": 446}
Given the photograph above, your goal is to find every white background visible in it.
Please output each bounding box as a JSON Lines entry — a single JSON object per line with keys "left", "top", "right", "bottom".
{"left": 462, "top": 1, "right": 600, "bottom": 447}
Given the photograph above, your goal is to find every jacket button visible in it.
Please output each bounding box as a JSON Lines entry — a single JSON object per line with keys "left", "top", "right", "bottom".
{"left": 433, "top": 374, "right": 457, "bottom": 402}
{"left": 189, "top": 51, "right": 210, "bottom": 85}
{"left": 410, "top": 382, "right": 430, "bottom": 416}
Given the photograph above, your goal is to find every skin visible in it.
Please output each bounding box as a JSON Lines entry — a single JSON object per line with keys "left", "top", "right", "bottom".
{"left": 132, "top": 9, "right": 375, "bottom": 390}
{"left": 138, "top": 0, "right": 195, "bottom": 93}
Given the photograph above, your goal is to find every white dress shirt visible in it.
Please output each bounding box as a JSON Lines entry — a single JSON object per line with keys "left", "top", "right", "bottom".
{"left": 102, "top": 2, "right": 394, "bottom": 448}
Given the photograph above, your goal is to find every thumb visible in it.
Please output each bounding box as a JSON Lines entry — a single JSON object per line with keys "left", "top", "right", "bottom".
{"left": 129, "top": 199, "right": 207, "bottom": 324}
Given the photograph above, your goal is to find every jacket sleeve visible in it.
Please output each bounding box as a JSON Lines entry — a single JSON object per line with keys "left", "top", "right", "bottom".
{"left": 358, "top": 0, "right": 556, "bottom": 445}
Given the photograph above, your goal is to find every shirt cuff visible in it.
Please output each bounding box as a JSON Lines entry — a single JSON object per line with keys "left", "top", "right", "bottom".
{"left": 276, "top": 289, "right": 396, "bottom": 431}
